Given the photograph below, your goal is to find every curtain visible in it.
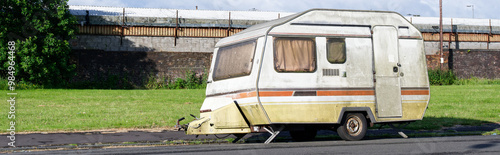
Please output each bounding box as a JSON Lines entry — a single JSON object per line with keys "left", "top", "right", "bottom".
{"left": 274, "top": 38, "right": 316, "bottom": 72}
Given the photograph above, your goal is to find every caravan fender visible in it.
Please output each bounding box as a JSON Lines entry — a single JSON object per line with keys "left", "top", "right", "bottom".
{"left": 337, "top": 107, "right": 376, "bottom": 124}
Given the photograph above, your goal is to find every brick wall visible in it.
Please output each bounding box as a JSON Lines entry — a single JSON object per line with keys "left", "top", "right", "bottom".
{"left": 426, "top": 49, "right": 500, "bottom": 79}
{"left": 72, "top": 50, "right": 212, "bottom": 86}
{"left": 72, "top": 49, "right": 499, "bottom": 87}
{"left": 451, "top": 50, "right": 500, "bottom": 79}
{"left": 426, "top": 51, "right": 450, "bottom": 70}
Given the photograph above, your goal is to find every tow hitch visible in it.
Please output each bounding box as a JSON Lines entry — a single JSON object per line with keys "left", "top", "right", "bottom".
{"left": 175, "top": 117, "right": 186, "bottom": 131}
{"left": 175, "top": 114, "right": 199, "bottom": 131}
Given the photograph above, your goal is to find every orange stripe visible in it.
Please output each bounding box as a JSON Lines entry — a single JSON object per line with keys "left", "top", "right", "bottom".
{"left": 401, "top": 90, "right": 429, "bottom": 95}
{"left": 317, "top": 90, "right": 374, "bottom": 96}
{"left": 233, "top": 91, "right": 294, "bottom": 99}
{"left": 229, "top": 89, "right": 428, "bottom": 99}
{"left": 258, "top": 91, "right": 294, "bottom": 97}
{"left": 236, "top": 91, "right": 257, "bottom": 99}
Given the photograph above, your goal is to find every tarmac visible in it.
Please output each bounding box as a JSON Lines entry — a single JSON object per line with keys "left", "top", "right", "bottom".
{"left": 0, "top": 123, "right": 498, "bottom": 150}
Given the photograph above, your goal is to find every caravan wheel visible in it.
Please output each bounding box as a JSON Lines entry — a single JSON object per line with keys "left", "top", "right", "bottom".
{"left": 337, "top": 113, "right": 367, "bottom": 141}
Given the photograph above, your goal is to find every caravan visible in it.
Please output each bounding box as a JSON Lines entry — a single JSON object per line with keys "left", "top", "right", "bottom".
{"left": 182, "top": 9, "right": 430, "bottom": 143}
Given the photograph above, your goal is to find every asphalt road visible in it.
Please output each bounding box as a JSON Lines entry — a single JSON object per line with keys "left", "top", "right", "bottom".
{"left": 20, "top": 135, "right": 500, "bottom": 155}
{"left": 2, "top": 123, "right": 498, "bottom": 149}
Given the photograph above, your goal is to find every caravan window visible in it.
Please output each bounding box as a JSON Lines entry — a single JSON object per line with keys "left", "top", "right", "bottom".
{"left": 274, "top": 37, "right": 316, "bottom": 72}
{"left": 326, "top": 38, "right": 346, "bottom": 63}
{"left": 213, "top": 40, "right": 256, "bottom": 81}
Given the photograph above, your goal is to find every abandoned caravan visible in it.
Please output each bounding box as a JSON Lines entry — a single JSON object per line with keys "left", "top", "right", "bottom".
{"left": 179, "top": 9, "right": 430, "bottom": 143}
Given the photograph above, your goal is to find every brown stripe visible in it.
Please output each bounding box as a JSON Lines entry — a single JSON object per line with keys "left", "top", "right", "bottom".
{"left": 200, "top": 109, "right": 212, "bottom": 113}
{"left": 258, "top": 91, "right": 294, "bottom": 97}
{"left": 259, "top": 87, "right": 375, "bottom": 91}
{"left": 401, "top": 87, "right": 429, "bottom": 90}
{"left": 293, "top": 91, "right": 317, "bottom": 96}
{"left": 317, "top": 90, "right": 375, "bottom": 96}
{"left": 206, "top": 88, "right": 256, "bottom": 98}
{"left": 212, "top": 87, "right": 429, "bottom": 99}
{"left": 401, "top": 90, "right": 429, "bottom": 95}
{"left": 399, "top": 36, "right": 422, "bottom": 39}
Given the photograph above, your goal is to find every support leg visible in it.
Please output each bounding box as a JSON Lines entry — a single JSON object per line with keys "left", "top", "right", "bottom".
{"left": 263, "top": 126, "right": 284, "bottom": 144}
{"left": 389, "top": 123, "right": 410, "bottom": 139}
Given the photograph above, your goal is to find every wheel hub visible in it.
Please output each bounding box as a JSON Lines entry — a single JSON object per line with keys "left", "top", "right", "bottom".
{"left": 347, "top": 118, "right": 360, "bottom": 134}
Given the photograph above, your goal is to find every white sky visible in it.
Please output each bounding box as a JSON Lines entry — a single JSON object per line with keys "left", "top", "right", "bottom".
{"left": 68, "top": 0, "right": 499, "bottom": 19}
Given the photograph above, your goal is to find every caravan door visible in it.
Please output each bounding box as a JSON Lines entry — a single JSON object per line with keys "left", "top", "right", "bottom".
{"left": 372, "top": 26, "right": 403, "bottom": 118}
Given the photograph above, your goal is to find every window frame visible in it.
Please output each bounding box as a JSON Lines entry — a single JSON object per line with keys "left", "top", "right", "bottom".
{"left": 326, "top": 38, "right": 347, "bottom": 64}
{"left": 212, "top": 39, "right": 257, "bottom": 81}
{"left": 273, "top": 37, "right": 317, "bottom": 73}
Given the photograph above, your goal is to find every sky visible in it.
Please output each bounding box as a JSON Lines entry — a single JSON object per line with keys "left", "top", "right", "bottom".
{"left": 68, "top": 0, "right": 499, "bottom": 19}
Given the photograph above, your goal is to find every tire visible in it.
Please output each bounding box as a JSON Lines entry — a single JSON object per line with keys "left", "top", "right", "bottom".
{"left": 336, "top": 113, "right": 367, "bottom": 141}
{"left": 290, "top": 128, "right": 317, "bottom": 141}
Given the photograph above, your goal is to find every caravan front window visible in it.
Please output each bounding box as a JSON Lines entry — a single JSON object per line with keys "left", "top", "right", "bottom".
{"left": 213, "top": 40, "right": 256, "bottom": 81}
{"left": 274, "top": 37, "right": 316, "bottom": 72}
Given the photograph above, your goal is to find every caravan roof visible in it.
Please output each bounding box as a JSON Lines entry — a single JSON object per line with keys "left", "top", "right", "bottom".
{"left": 216, "top": 9, "right": 421, "bottom": 47}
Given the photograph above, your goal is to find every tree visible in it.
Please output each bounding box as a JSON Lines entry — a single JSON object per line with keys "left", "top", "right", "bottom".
{"left": 0, "top": 0, "right": 77, "bottom": 86}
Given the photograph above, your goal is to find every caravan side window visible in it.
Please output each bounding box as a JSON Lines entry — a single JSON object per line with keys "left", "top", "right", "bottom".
{"left": 274, "top": 37, "right": 316, "bottom": 72}
{"left": 326, "top": 38, "right": 346, "bottom": 63}
{"left": 213, "top": 40, "right": 256, "bottom": 81}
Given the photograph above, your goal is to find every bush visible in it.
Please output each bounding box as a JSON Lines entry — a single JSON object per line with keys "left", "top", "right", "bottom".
{"left": 428, "top": 69, "right": 457, "bottom": 85}
{"left": 145, "top": 70, "right": 207, "bottom": 90}
{"left": 0, "top": 0, "right": 77, "bottom": 87}
{"left": 145, "top": 75, "right": 169, "bottom": 89}
{"left": 0, "top": 77, "right": 42, "bottom": 90}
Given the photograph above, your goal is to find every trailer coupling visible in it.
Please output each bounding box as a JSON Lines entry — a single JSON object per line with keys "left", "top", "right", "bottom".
{"left": 175, "top": 114, "right": 201, "bottom": 131}
{"left": 175, "top": 117, "right": 187, "bottom": 131}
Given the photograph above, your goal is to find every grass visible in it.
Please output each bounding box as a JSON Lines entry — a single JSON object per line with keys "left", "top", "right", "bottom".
{"left": 482, "top": 129, "right": 500, "bottom": 136}
{"left": 0, "top": 89, "right": 204, "bottom": 132}
{"left": 454, "top": 77, "right": 500, "bottom": 85}
{"left": 0, "top": 85, "right": 498, "bottom": 133}
{"left": 405, "top": 85, "right": 500, "bottom": 130}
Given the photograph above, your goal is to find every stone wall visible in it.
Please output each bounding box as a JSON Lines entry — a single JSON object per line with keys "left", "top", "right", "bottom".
{"left": 424, "top": 42, "right": 500, "bottom": 55}
{"left": 70, "top": 35, "right": 220, "bottom": 53}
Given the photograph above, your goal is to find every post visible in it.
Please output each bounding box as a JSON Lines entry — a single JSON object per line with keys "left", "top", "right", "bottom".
{"left": 488, "top": 19, "right": 491, "bottom": 49}
{"left": 121, "top": 8, "right": 125, "bottom": 46}
{"left": 449, "top": 18, "right": 452, "bottom": 49}
{"left": 175, "top": 10, "right": 178, "bottom": 46}
{"left": 227, "top": 12, "right": 231, "bottom": 37}
{"left": 439, "top": 0, "right": 443, "bottom": 70}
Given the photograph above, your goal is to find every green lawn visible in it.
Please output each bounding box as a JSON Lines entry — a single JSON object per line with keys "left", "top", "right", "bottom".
{"left": 0, "top": 85, "right": 499, "bottom": 133}
{"left": 0, "top": 89, "right": 205, "bottom": 132}
{"left": 406, "top": 85, "right": 500, "bottom": 130}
